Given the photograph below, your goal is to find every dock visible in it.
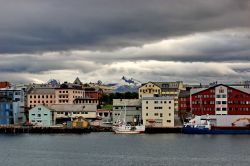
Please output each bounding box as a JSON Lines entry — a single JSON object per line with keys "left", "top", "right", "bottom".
{"left": 0, "top": 126, "right": 91, "bottom": 134}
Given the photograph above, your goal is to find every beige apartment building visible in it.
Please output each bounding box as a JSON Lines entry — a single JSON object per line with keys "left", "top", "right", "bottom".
{"left": 55, "top": 87, "right": 85, "bottom": 104}
{"left": 27, "top": 88, "right": 55, "bottom": 108}
{"left": 139, "top": 81, "right": 185, "bottom": 125}
{"left": 142, "top": 97, "right": 175, "bottom": 128}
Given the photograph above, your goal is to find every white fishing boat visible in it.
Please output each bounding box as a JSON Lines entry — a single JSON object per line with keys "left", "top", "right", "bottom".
{"left": 112, "top": 104, "right": 145, "bottom": 134}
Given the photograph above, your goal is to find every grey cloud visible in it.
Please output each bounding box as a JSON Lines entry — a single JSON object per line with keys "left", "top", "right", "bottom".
{"left": 0, "top": 0, "right": 250, "bottom": 53}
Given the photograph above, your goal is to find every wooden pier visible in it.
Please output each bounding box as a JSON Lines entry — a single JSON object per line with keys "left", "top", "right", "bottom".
{"left": 0, "top": 126, "right": 91, "bottom": 134}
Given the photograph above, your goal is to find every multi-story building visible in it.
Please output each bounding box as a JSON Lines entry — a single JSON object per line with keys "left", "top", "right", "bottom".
{"left": 27, "top": 87, "right": 55, "bottom": 108}
{"left": 139, "top": 81, "right": 185, "bottom": 125}
{"left": 0, "top": 95, "right": 13, "bottom": 124}
{"left": 0, "top": 87, "right": 26, "bottom": 124}
{"left": 178, "top": 90, "right": 191, "bottom": 121}
{"left": 112, "top": 99, "right": 142, "bottom": 125}
{"left": 191, "top": 84, "right": 250, "bottom": 115}
{"left": 54, "top": 83, "right": 85, "bottom": 104}
{"left": 142, "top": 97, "right": 175, "bottom": 127}
{"left": 29, "top": 105, "right": 55, "bottom": 127}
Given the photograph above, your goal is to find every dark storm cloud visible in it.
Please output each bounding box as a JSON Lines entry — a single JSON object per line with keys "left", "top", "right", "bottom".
{"left": 0, "top": 0, "right": 250, "bottom": 53}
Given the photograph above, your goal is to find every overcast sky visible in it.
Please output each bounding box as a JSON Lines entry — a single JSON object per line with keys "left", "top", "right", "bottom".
{"left": 0, "top": 0, "right": 250, "bottom": 84}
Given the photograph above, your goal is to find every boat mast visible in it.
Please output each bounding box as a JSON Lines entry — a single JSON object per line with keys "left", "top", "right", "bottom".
{"left": 124, "top": 102, "right": 127, "bottom": 124}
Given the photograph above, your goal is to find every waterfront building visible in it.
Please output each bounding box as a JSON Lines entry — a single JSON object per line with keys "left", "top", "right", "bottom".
{"left": 112, "top": 99, "right": 141, "bottom": 125}
{"left": 27, "top": 86, "right": 55, "bottom": 108}
{"left": 51, "top": 104, "right": 97, "bottom": 124}
{"left": 139, "top": 81, "right": 185, "bottom": 125}
{"left": 29, "top": 105, "right": 55, "bottom": 127}
{"left": 142, "top": 97, "right": 175, "bottom": 127}
{"left": 191, "top": 84, "right": 250, "bottom": 115}
{"left": 0, "top": 96, "right": 13, "bottom": 124}
{"left": 0, "top": 86, "right": 26, "bottom": 124}
{"left": 178, "top": 90, "right": 191, "bottom": 121}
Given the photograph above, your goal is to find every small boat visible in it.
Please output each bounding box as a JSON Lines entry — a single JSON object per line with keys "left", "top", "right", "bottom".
{"left": 112, "top": 104, "right": 145, "bottom": 134}
{"left": 113, "top": 123, "right": 145, "bottom": 134}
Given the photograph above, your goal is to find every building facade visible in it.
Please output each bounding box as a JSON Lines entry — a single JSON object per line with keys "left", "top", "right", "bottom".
{"left": 112, "top": 99, "right": 142, "bottom": 125}
{"left": 27, "top": 87, "right": 55, "bottom": 108}
{"left": 51, "top": 104, "right": 97, "bottom": 124}
{"left": 0, "top": 88, "right": 26, "bottom": 124}
{"left": 29, "top": 105, "right": 55, "bottom": 127}
{"left": 191, "top": 84, "right": 250, "bottom": 115}
{"left": 178, "top": 90, "right": 191, "bottom": 121}
{"left": 142, "top": 97, "right": 175, "bottom": 127}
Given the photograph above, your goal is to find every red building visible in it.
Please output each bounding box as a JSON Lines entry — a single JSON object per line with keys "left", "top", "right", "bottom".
{"left": 191, "top": 84, "right": 250, "bottom": 115}
{"left": 178, "top": 90, "right": 191, "bottom": 120}
{"left": 0, "top": 82, "right": 11, "bottom": 88}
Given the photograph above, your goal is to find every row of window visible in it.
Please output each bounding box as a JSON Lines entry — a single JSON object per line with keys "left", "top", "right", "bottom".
{"left": 145, "top": 106, "right": 171, "bottom": 110}
{"left": 192, "top": 107, "right": 250, "bottom": 111}
{"left": 31, "top": 113, "right": 48, "bottom": 117}
{"left": 194, "top": 94, "right": 249, "bottom": 99}
{"left": 59, "top": 100, "right": 68, "bottom": 103}
{"left": 57, "top": 112, "right": 88, "bottom": 115}
{"left": 140, "top": 89, "right": 160, "bottom": 93}
{"left": 29, "top": 95, "right": 53, "bottom": 99}
{"left": 30, "top": 100, "right": 54, "bottom": 104}
{"left": 144, "top": 84, "right": 155, "bottom": 88}
{"left": 193, "top": 100, "right": 250, "bottom": 105}
{"left": 74, "top": 100, "right": 98, "bottom": 104}
{"left": 58, "top": 90, "right": 84, "bottom": 94}
{"left": 145, "top": 101, "right": 172, "bottom": 104}
{"left": 145, "top": 113, "right": 171, "bottom": 117}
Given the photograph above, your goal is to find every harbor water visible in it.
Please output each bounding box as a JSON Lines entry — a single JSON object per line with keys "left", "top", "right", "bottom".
{"left": 0, "top": 133, "right": 250, "bottom": 166}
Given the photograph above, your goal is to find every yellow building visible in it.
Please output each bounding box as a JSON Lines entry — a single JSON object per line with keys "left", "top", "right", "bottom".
{"left": 72, "top": 117, "right": 90, "bottom": 128}
{"left": 139, "top": 81, "right": 186, "bottom": 126}
{"left": 138, "top": 82, "right": 161, "bottom": 99}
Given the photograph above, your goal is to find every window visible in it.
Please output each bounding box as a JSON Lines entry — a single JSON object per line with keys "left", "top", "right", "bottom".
{"left": 160, "top": 113, "right": 163, "bottom": 117}
{"left": 37, "top": 114, "right": 41, "bottom": 117}
{"left": 169, "top": 101, "right": 171, "bottom": 104}
{"left": 31, "top": 114, "right": 35, "bottom": 116}
{"left": 169, "top": 107, "right": 171, "bottom": 109}
{"left": 219, "top": 88, "right": 224, "bottom": 93}
{"left": 154, "top": 101, "right": 158, "bottom": 104}
{"left": 146, "top": 113, "right": 148, "bottom": 116}
{"left": 38, "top": 107, "right": 41, "bottom": 110}
{"left": 146, "top": 101, "right": 148, "bottom": 104}
{"left": 216, "top": 101, "right": 221, "bottom": 104}
{"left": 167, "top": 120, "right": 171, "bottom": 123}
{"left": 222, "top": 108, "right": 227, "bottom": 111}
{"left": 216, "top": 108, "right": 220, "bottom": 111}
{"left": 44, "top": 114, "right": 48, "bottom": 116}
{"left": 154, "top": 113, "right": 158, "bottom": 116}
{"left": 169, "top": 113, "right": 171, "bottom": 116}
{"left": 222, "top": 101, "right": 227, "bottom": 104}
{"left": 146, "top": 107, "right": 148, "bottom": 109}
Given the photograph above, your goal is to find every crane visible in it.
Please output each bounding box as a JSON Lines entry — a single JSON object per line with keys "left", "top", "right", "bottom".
{"left": 231, "top": 118, "right": 250, "bottom": 126}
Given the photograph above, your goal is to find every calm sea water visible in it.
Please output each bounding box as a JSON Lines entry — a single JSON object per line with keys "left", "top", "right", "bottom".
{"left": 0, "top": 133, "right": 249, "bottom": 166}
